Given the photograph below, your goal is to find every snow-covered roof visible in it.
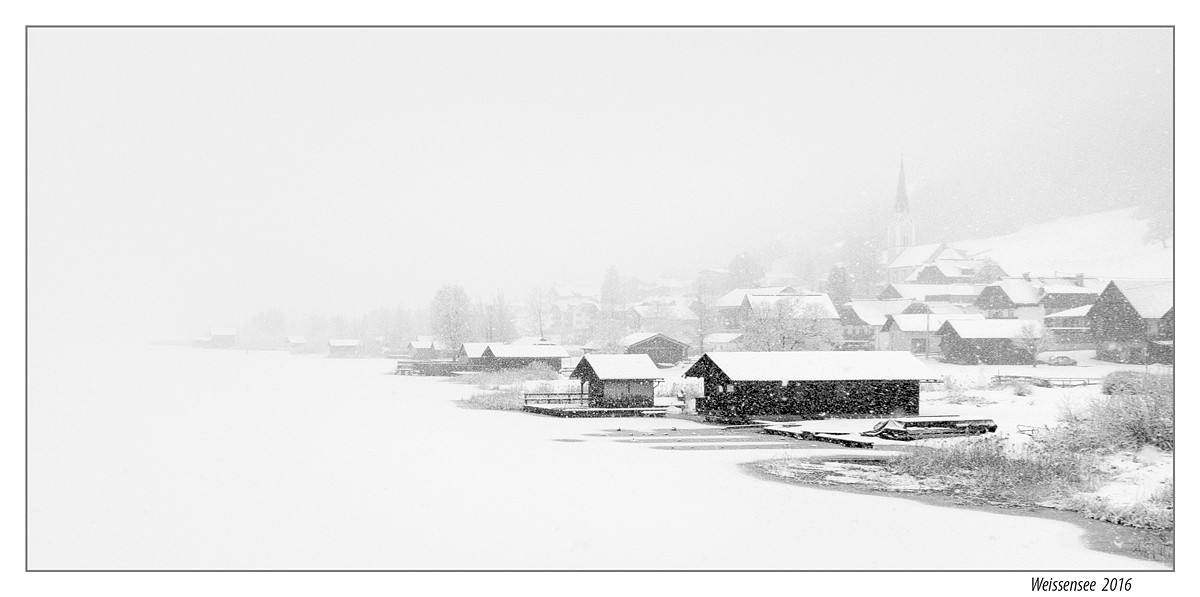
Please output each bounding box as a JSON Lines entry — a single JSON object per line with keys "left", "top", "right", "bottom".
{"left": 990, "top": 279, "right": 1043, "bottom": 305}
{"left": 887, "top": 244, "right": 946, "bottom": 269}
{"left": 572, "top": 354, "right": 664, "bottom": 380}
{"left": 1045, "top": 305, "right": 1093, "bottom": 318}
{"left": 633, "top": 305, "right": 698, "bottom": 320}
{"left": 459, "top": 342, "right": 491, "bottom": 358}
{"left": 209, "top": 327, "right": 236, "bottom": 336}
{"left": 882, "top": 284, "right": 985, "bottom": 301}
{"left": 620, "top": 332, "right": 687, "bottom": 348}
{"left": 486, "top": 344, "right": 570, "bottom": 359}
{"left": 714, "top": 286, "right": 797, "bottom": 308}
{"left": 286, "top": 335, "right": 306, "bottom": 344}
{"left": 329, "top": 339, "right": 361, "bottom": 347}
{"left": 1040, "top": 284, "right": 1098, "bottom": 295}
{"left": 192, "top": 336, "right": 212, "bottom": 342}
{"left": 704, "top": 332, "right": 743, "bottom": 344}
{"left": 509, "top": 336, "right": 554, "bottom": 345}
{"left": 688, "top": 351, "right": 937, "bottom": 382}
{"left": 746, "top": 294, "right": 839, "bottom": 319}
{"left": 884, "top": 313, "right": 984, "bottom": 333}
{"left": 408, "top": 341, "right": 433, "bottom": 350}
{"left": 843, "top": 299, "right": 915, "bottom": 326}
{"left": 551, "top": 284, "right": 601, "bottom": 299}
{"left": 938, "top": 319, "right": 1044, "bottom": 339}
{"left": 1108, "top": 280, "right": 1173, "bottom": 319}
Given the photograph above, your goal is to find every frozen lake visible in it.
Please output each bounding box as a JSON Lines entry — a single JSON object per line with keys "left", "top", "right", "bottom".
{"left": 28, "top": 346, "right": 1163, "bottom": 570}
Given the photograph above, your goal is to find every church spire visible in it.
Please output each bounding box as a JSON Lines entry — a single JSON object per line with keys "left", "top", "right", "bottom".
{"left": 894, "top": 157, "right": 909, "bottom": 213}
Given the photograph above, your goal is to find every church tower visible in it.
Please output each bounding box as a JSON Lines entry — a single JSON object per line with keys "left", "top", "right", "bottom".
{"left": 887, "top": 158, "right": 916, "bottom": 262}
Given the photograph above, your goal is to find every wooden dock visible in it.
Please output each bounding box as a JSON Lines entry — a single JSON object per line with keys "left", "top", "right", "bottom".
{"left": 522, "top": 404, "right": 668, "bottom": 418}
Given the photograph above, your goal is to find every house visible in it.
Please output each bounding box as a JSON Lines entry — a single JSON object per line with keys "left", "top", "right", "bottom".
{"left": 877, "top": 283, "right": 985, "bottom": 304}
{"left": 480, "top": 343, "right": 570, "bottom": 371}
{"left": 191, "top": 335, "right": 212, "bottom": 348}
{"left": 879, "top": 313, "right": 985, "bottom": 355}
{"left": 209, "top": 327, "right": 236, "bottom": 349}
{"left": 286, "top": 336, "right": 307, "bottom": 353}
{"left": 901, "top": 301, "right": 980, "bottom": 315}
{"left": 906, "top": 259, "right": 995, "bottom": 284}
{"left": 455, "top": 342, "right": 491, "bottom": 367}
{"left": 1089, "top": 279, "right": 1174, "bottom": 364}
{"left": 885, "top": 243, "right": 969, "bottom": 284}
{"left": 684, "top": 351, "right": 935, "bottom": 420}
{"left": 1043, "top": 305, "right": 1094, "bottom": 350}
{"left": 837, "top": 299, "right": 914, "bottom": 350}
{"left": 742, "top": 293, "right": 839, "bottom": 322}
{"left": 703, "top": 332, "right": 745, "bottom": 352}
{"left": 328, "top": 339, "right": 362, "bottom": 358}
{"left": 618, "top": 332, "right": 690, "bottom": 365}
{"left": 935, "top": 319, "right": 1045, "bottom": 365}
{"left": 973, "top": 276, "right": 1101, "bottom": 323}
{"left": 549, "top": 284, "right": 601, "bottom": 302}
{"left": 714, "top": 287, "right": 797, "bottom": 329}
{"left": 569, "top": 354, "right": 665, "bottom": 408}
{"left": 630, "top": 304, "right": 698, "bottom": 340}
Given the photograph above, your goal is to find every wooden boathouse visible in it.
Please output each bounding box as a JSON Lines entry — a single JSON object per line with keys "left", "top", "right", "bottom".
{"left": 684, "top": 351, "right": 936, "bottom": 421}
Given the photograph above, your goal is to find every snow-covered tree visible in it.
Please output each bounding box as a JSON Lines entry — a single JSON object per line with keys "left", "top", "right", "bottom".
{"left": 430, "top": 284, "right": 472, "bottom": 348}
{"left": 1013, "top": 323, "right": 1050, "bottom": 366}
{"left": 741, "top": 302, "right": 840, "bottom": 352}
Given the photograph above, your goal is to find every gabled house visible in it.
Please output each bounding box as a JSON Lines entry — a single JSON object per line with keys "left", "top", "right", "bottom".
{"left": 630, "top": 304, "right": 698, "bottom": 340}
{"left": 570, "top": 354, "right": 665, "bottom": 408}
{"left": 702, "top": 332, "right": 745, "bottom": 352}
{"left": 936, "top": 319, "right": 1045, "bottom": 365}
{"left": 879, "top": 313, "right": 985, "bottom": 355}
{"left": 455, "top": 342, "right": 491, "bottom": 367}
{"left": 713, "top": 286, "right": 798, "bottom": 329}
{"left": 480, "top": 343, "right": 570, "bottom": 371}
{"left": 886, "top": 243, "right": 969, "bottom": 284}
{"left": 618, "top": 332, "right": 690, "bottom": 365}
{"left": 209, "top": 327, "right": 236, "bottom": 349}
{"left": 877, "top": 283, "right": 986, "bottom": 304}
{"left": 328, "top": 339, "right": 362, "bottom": 358}
{"left": 1089, "top": 280, "right": 1174, "bottom": 364}
{"left": 684, "top": 351, "right": 935, "bottom": 420}
{"left": 1043, "top": 305, "right": 1094, "bottom": 350}
{"left": 837, "top": 299, "right": 914, "bottom": 350}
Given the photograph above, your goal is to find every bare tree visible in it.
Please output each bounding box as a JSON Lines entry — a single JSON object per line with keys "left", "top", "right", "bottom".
{"left": 1013, "top": 322, "right": 1050, "bottom": 366}
{"left": 527, "top": 286, "right": 547, "bottom": 338}
{"left": 741, "top": 301, "right": 841, "bottom": 351}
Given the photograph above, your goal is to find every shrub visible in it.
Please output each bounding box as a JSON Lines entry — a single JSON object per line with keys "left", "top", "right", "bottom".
{"left": 1069, "top": 492, "right": 1174, "bottom": 530}
{"left": 884, "top": 434, "right": 1092, "bottom": 503}
{"left": 1052, "top": 379, "right": 1174, "bottom": 453}
{"left": 463, "top": 388, "right": 525, "bottom": 410}
{"left": 1102, "top": 371, "right": 1173, "bottom": 396}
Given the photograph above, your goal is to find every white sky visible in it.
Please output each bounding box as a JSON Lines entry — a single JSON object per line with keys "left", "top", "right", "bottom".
{"left": 27, "top": 27, "right": 1172, "bottom": 340}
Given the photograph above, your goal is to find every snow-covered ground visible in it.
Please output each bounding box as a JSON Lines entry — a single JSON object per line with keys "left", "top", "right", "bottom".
{"left": 27, "top": 346, "right": 1165, "bottom": 570}
{"left": 953, "top": 207, "right": 1172, "bottom": 279}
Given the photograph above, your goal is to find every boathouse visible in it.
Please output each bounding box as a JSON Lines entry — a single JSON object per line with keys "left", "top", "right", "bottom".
{"left": 570, "top": 354, "right": 664, "bottom": 408}
{"left": 481, "top": 343, "right": 570, "bottom": 371}
{"left": 684, "top": 351, "right": 935, "bottom": 420}
{"left": 328, "top": 339, "right": 362, "bottom": 358}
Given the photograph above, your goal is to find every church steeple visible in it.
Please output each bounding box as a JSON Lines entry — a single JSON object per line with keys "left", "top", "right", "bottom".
{"left": 887, "top": 157, "right": 917, "bottom": 265}
{"left": 894, "top": 157, "right": 909, "bottom": 213}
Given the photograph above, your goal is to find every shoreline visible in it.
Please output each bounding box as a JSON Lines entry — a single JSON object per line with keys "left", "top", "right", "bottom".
{"left": 739, "top": 461, "right": 1173, "bottom": 568}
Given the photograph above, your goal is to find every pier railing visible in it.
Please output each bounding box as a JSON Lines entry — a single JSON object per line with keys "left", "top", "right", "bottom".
{"left": 523, "top": 392, "right": 590, "bottom": 406}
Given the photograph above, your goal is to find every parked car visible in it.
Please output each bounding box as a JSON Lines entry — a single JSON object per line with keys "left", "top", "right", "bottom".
{"left": 1048, "top": 356, "right": 1078, "bottom": 366}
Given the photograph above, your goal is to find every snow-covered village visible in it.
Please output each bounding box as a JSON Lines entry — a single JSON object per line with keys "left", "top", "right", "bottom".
{"left": 26, "top": 25, "right": 1177, "bottom": 585}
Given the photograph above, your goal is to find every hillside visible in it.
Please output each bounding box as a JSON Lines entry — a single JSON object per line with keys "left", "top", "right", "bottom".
{"left": 952, "top": 207, "right": 1172, "bottom": 280}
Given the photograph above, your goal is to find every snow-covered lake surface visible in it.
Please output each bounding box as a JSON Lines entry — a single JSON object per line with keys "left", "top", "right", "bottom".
{"left": 28, "top": 346, "right": 1164, "bottom": 570}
